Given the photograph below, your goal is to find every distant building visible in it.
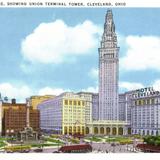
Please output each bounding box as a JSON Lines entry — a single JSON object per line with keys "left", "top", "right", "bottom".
{"left": 2, "top": 99, "right": 39, "bottom": 136}
{"left": 38, "top": 92, "right": 86, "bottom": 135}
{"left": 119, "top": 93, "right": 126, "bottom": 121}
{"left": 131, "top": 87, "right": 160, "bottom": 136}
{"left": 118, "top": 91, "right": 134, "bottom": 124}
{"left": 30, "top": 95, "right": 55, "bottom": 109}
{"left": 0, "top": 99, "right": 2, "bottom": 136}
{"left": 92, "top": 93, "right": 99, "bottom": 121}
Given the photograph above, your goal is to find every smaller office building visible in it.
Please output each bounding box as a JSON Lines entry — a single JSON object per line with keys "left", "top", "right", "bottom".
{"left": 2, "top": 99, "right": 40, "bottom": 136}
{"left": 30, "top": 95, "right": 55, "bottom": 109}
{"left": 38, "top": 92, "right": 86, "bottom": 135}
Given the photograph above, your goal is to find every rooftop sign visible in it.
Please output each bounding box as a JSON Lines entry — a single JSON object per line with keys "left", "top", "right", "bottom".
{"left": 132, "top": 87, "right": 160, "bottom": 98}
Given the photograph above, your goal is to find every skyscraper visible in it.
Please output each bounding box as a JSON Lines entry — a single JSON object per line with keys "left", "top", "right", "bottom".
{"left": 99, "top": 10, "right": 119, "bottom": 121}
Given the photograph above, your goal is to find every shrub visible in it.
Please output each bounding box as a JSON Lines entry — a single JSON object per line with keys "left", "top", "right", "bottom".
{"left": 70, "top": 138, "right": 80, "bottom": 144}
{"left": 154, "top": 140, "right": 160, "bottom": 146}
{"left": 45, "top": 138, "right": 64, "bottom": 144}
{"left": 50, "top": 134, "right": 60, "bottom": 139}
{"left": 89, "top": 136, "right": 102, "bottom": 142}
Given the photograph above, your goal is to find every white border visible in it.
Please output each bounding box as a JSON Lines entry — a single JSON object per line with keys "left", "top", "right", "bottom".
{"left": 0, "top": 153, "right": 160, "bottom": 160}
{"left": 1, "top": 0, "right": 160, "bottom": 159}
{"left": 0, "top": 0, "right": 160, "bottom": 7}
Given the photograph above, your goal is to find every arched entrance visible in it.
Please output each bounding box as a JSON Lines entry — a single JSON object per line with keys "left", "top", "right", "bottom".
{"left": 156, "top": 130, "right": 159, "bottom": 136}
{"left": 143, "top": 130, "right": 145, "bottom": 135}
{"left": 106, "top": 127, "right": 110, "bottom": 135}
{"left": 82, "top": 127, "right": 84, "bottom": 135}
{"left": 151, "top": 130, "right": 154, "bottom": 135}
{"left": 69, "top": 126, "right": 72, "bottom": 135}
{"left": 118, "top": 127, "right": 123, "bottom": 135}
{"left": 64, "top": 127, "right": 67, "bottom": 135}
{"left": 147, "top": 130, "right": 150, "bottom": 135}
{"left": 86, "top": 127, "right": 89, "bottom": 134}
{"left": 77, "top": 126, "right": 80, "bottom": 134}
{"left": 112, "top": 127, "right": 117, "bottom": 135}
{"left": 73, "top": 126, "right": 76, "bottom": 134}
{"left": 94, "top": 127, "right": 98, "bottom": 134}
{"left": 100, "top": 127, "right": 104, "bottom": 135}
{"left": 128, "top": 128, "right": 131, "bottom": 135}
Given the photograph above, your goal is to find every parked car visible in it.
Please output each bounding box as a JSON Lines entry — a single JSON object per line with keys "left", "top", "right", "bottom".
{"left": 33, "top": 148, "right": 43, "bottom": 152}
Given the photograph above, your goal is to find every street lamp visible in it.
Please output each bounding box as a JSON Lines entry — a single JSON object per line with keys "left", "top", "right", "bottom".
{"left": 41, "top": 135, "right": 45, "bottom": 150}
{"left": 20, "top": 140, "right": 24, "bottom": 152}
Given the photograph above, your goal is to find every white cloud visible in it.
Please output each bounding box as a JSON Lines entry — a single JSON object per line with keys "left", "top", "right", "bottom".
{"left": 82, "top": 86, "right": 98, "bottom": 93}
{"left": 21, "top": 19, "right": 101, "bottom": 64}
{"left": 119, "top": 81, "right": 144, "bottom": 91}
{"left": 120, "top": 35, "right": 160, "bottom": 71}
{"left": 38, "top": 87, "right": 69, "bottom": 96}
{"left": 89, "top": 67, "right": 98, "bottom": 79}
{"left": 152, "top": 80, "right": 160, "bottom": 91}
{"left": 0, "top": 83, "right": 71, "bottom": 102}
{"left": 0, "top": 83, "right": 32, "bottom": 102}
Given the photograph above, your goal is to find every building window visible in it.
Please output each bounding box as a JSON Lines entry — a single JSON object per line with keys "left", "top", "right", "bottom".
{"left": 135, "top": 101, "right": 137, "bottom": 106}
{"left": 74, "top": 101, "right": 76, "bottom": 105}
{"left": 143, "top": 99, "right": 146, "bottom": 105}
{"left": 151, "top": 99, "right": 155, "bottom": 105}
{"left": 69, "top": 101, "right": 72, "bottom": 105}
{"left": 65, "top": 100, "right": 68, "bottom": 105}
{"left": 78, "top": 101, "right": 81, "bottom": 106}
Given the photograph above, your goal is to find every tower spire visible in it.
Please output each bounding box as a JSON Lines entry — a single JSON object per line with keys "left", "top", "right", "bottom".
{"left": 105, "top": 9, "right": 115, "bottom": 33}
{"left": 101, "top": 9, "right": 117, "bottom": 49}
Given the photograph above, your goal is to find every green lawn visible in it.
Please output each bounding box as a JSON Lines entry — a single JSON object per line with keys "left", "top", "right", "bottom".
{"left": 31, "top": 143, "right": 62, "bottom": 147}
{"left": 45, "top": 137, "right": 64, "bottom": 144}
{"left": 84, "top": 136, "right": 134, "bottom": 144}
{"left": 85, "top": 136, "right": 102, "bottom": 142}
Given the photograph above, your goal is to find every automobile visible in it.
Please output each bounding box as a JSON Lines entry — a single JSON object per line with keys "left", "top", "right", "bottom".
{"left": 6, "top": 150, "right": 14, "bottom": 153}
{"left": 33, "top": 148, "right": 43, "bottom": 152}
{"left": 19, "top": 150, "right": 30, "bottom": 153}
{"left": 53, "top": 151, "right": 60, "bottom": 153}
{"left": 111, "top": 143, "right": 116, "bottom": 147}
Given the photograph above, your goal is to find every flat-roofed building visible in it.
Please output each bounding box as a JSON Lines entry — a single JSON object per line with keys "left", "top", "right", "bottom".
{"left": 2, "top": 99, "right": 39, "bottom": 136}
{"left": 38, "top": 92, "right": 86, "bottom": 135}
{"left": 131, "top": 87, "right": 160, "bottom": 136}
{"left": 30, "top": 95, "right": 55, "bottom": 109}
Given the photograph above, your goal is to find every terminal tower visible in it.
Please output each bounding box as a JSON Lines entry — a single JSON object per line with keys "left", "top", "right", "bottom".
{"left": 99, "top": 10, "right": 119, "bottom": 121}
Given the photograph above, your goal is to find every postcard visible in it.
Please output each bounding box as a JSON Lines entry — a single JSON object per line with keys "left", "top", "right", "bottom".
{"left": 0, "top": 0, "right": 160, "bottom": 160}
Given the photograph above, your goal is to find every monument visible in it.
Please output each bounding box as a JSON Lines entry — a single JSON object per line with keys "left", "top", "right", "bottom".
{"left": 19, "top": 98, "right": 38, "bottom": 141}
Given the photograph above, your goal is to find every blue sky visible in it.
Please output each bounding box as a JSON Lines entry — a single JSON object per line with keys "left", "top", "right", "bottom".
{"left": 1, "top": 8, "right": 160, "bottom": 102}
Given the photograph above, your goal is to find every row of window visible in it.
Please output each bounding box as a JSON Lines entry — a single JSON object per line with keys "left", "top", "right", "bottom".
{"left": 64, "top": 100, "right": 85, "bottom": 106}
{"left": 134, "top": 98, "right": 159, "bottom": 106}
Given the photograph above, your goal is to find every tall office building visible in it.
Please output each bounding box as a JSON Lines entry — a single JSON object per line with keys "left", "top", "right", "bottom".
{"left": 99, "top": 10, "right": 119, "bottom": 120}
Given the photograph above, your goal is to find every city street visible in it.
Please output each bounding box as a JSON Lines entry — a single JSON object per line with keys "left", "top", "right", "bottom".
{"left": 27, "top": 141, "right": 141, "bottom": 153}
